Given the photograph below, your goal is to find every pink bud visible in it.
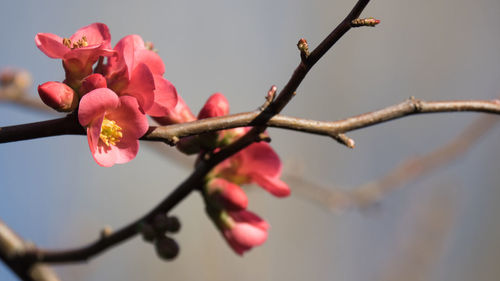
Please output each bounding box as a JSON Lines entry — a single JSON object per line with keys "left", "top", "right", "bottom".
{"left": 198, "top": 93, "right": 229, "bottom": 119}
{"left": 80, "top": 73, "right": 107, "bottom": 96}
{"left": 38, "top": 81, "right": 78, "bottom": 112}
{"left": 206, "top": 178, "right": 248, "bottom": 210}
{"left": 222, "top": 210, "right": 269, "bottom": 255}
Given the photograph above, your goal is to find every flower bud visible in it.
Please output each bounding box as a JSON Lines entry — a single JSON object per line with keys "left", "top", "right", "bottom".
{"left": 206, "top": 178, "right": 248, "bottom": 211}
{"left": 175, "top": 136, "right": 201, "bottom": 155}
{"left": 38, "top": 81, "right": 78, "bottom": 112}
{"left": 197, "top": 93, "right": 229, "bottom": 119}
{"left": 138, "top": 222, "right": 156, "bottom": 242}
{"left": 80, "top": 73, "right": 107, "bottom": 97}
{"left": 155, "top": 236, "right": 179, "bottom": 260}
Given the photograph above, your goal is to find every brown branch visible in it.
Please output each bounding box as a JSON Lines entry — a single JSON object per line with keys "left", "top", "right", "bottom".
{"left": 2, "top": 98, "right": 499, "bottom": 145}
{"left": 0, "top": 220, "right": 60, "bottom": 281}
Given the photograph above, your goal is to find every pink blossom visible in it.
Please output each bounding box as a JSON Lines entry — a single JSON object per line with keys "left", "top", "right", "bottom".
{"left": 105, "top": 35, "right": 177, "bottom": 116}
{"left": 35, "top": 23, "right": 115, "bottom": 84}
{"left": 78, "top": 88, "right": 149, "bottom": 167}
{"left": 213, "top": 142, "right": 290, "bottom": 197}
{"left": 221, "top": 210, "right": 269, "bottom": 255}
{"left": 37, "top": 81, "right": 77, "bottom": 112}
{"left": 197, "top": 93, "right": 290, "bottom": 197}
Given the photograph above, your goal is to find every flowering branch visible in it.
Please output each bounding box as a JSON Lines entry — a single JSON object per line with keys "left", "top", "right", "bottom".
{"left": 3, "top": 0, "right": 375, "bottom": 266}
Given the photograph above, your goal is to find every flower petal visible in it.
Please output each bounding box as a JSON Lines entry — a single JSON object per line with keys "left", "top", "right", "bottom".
{"left": 70, "top": 23, "right": 112, "bottom": 48}
{"left": 78, "top": 88, "right": 119, "bottom": 126}
{"left": 107, "top": 95, "right": 149, "bottom": 139}
{"left": 146, "top": 76, "right": 179, "bottom": 117}
{"left": 122, "top": 63, "right": 155, "bottom": 112}
{"left": 135, "top": 49, "right": 165, "bottom": 76}
{"left": 35, "top": 33, "right": 69, "bottom": 59}
{"left": 239, "top": 142, "right": 282, "bottom": 177}
{"left": 252, "top": 174, "right": 291, "bottom": 197}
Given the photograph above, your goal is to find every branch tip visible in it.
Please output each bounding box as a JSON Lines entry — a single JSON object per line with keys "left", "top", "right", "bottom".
{"left": 100, "top": 226, "right": 113, "bottom": 238}
{"left": 331, "top": 133, "right": 356, "bottom": 148}
{"left": 297, "top": 38, "right": 310, "bottom": 61}
{"left": 259, "top": 85, "right": 277, "bottom": 111}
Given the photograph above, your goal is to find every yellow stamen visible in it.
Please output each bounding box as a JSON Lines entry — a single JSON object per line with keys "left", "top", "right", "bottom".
{"left": 62, "top": 36, "right": 89, "bottom": 49}
{"left": 99, "top": 118, "right": 123, "bottom": 147}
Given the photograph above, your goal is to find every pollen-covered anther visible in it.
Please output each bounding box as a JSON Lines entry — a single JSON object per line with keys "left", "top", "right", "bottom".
{"left": 99, "top": 118, "right": 123, "bottom": 146}
{"left": 62, "top": 36, "right": 89, "bottom": 49}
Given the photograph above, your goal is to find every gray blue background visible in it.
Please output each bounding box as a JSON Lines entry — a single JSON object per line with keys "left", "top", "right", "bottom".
{"left": 1, "top": 0, "right": 500, "bottom": 280}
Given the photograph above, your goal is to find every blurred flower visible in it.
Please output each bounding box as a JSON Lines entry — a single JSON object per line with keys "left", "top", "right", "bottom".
{"left": 207, "top": 209, "right": 269, "bottom": 255}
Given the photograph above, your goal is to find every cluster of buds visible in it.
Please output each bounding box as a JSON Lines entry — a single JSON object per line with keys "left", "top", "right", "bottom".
{"left": 139, "top": 214, "right": 181, "bottom": 260}
{"left": 35, "top": 23, "right": 179, "bottom": 167}
{"left": 155, "top": 93, "right": 290, "bottom": 255}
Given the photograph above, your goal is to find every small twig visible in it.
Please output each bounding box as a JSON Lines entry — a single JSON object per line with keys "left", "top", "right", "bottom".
{"left": 330, "top": 133, "right": 355, "bottom": 148}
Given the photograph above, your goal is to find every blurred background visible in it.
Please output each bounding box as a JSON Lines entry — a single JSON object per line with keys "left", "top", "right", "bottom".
{"left": 1, "top": 0, "right": 500, "bottom": 280}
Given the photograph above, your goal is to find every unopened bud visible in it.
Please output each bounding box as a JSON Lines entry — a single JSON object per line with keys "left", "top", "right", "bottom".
{"left": 155, "top": 236, "right": 179, "bottom": 260}
{"left": 175, "top": 136, "right": 201, "bottom": 155}
{"left": 166, "top": 216, "right": 181, "bottom": 233}
{"left": 153, "top": 214, "right": 170, "bottom": 233}
{"left": 80, "top": 73, "right": 107, "bottom": 96}
{"left": 38, "top": 81, "right": 78, "bottom": 112}
{"left": 139, "top": 222, "right": 156, "bottom": 242}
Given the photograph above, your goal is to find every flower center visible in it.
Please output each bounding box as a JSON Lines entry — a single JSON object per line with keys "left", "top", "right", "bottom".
{"left": 99, "top": 118, "right": 123, "bottom": 147}
{"left": 62, "top": 36, "right": 89, "bottom": 49}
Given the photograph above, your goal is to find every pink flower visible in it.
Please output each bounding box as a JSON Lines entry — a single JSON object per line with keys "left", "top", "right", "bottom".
{"left": 214, "top": 142, "right": 290, "bottom": 197}
{"left": 105, "top": 35, "right": 178, "bottom": 116}
{"left": 221, "top": 210, "right": 269, "bottom": 255}
{"left": 37, "top": 81, "right": 77, "bottom": 112}
{"left": 78, "top": 88, "right": 149, "bottom": 167}
{"left": 35, "top": 23, "right": 115, "bottom": 84}
{"left": 197, "top": 93, "right": 290, "bottom": 197}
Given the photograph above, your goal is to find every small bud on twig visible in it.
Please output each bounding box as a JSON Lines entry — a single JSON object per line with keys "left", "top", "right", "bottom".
{"left": 297, "top": 38, "right": 309, "bottom": 61}
{"left": 351, "top": 17, "right": 380, "bottom": 27}
{"left": 155, "top": 236, "right": 179, "bottom": 260}
{"left": 259, "top": 85, "right": 277, "bottom": 111}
